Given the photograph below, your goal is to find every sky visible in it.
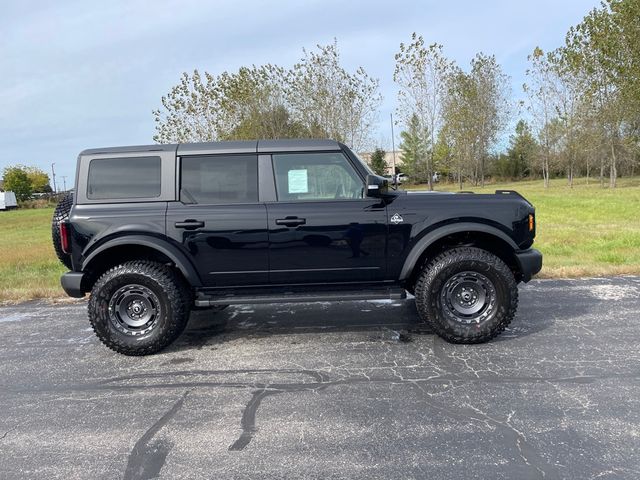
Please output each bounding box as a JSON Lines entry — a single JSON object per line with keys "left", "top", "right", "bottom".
{"left": 0, "top": 0, "right": 598, "bottom": 189}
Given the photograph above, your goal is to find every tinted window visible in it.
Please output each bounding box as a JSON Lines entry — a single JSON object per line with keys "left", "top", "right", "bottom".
{"left": 272, "top": 153, "right": 364, "bottom": 201}
{"left": 181, "top": 155, "right": 258, "bottom": 204}
{"left": 87, "top": 156, "right": 161, "bottom": 199}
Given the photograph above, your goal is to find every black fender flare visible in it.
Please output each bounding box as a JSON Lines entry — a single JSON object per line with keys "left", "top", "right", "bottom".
{"left": 82, "top": 235, "right": 202, "bottom": 287}
{"left": 398, "top": 223, "right": 519, "bottom": 280}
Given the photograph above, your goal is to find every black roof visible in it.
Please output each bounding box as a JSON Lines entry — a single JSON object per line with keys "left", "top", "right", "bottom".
{"left": 80, "top": 139, "right": 342, "bottom": 156}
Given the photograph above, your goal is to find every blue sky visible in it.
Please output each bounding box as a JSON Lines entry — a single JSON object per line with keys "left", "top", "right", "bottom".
{"left": 1, "top": 0, "right": 597, "bottom": 188}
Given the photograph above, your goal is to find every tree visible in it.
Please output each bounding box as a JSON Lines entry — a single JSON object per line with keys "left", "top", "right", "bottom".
{"left": 24, "top": 166, "right": 51, "bottom": 193}
{"left": 442, "top": 55, "right": 510, "bottom": 187}
{"left": 442, "top": 66, "right": 476, "bottom": 189}
{"left": 288, "top": 40, "right": 382, "bottom": 151}
{"left": 153, "top": 65, "right": 296, "bottom": 143}
{"left": 554, "top": 0, "right": 640, "bottom": 187}
{"left": 2, "top": 167, "right": 32, "bottom": 201}
{"left": 394, "top": 35, "right": 452, "bottom": 190}
{"left": 502, "top": 120, "right": 538, "bottom": 180}
{"left": 153, "top": 41, "right": 382, "bottom": 152}
{"left": 399, "top": 114, "right": 429, "bottom": 183}
{"left": 467, "top": 53, "right": 511, "bottom": 186}
{"left": 369, "top": 148, "right": 388, "bottom": 176}
{"left": 524, "top": 47, "right": 561, "bottom": 187}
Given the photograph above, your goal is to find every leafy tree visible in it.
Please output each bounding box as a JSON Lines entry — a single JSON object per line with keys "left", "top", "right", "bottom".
{"left": 288, "top": 40, "right": 382, "bottom": 151}
{"left": 502, "top": 120, "right": 538, "bottom": 179}
{"left": 394, "top": 35, "right": 452, "bottom": 190}
{"left": 369, "top": 148, "right": 387, "bottom": 176}
{"left": 153, "top": 41, "right": 381, "bottom": 152}
{"left": 2, "top": 167, "right": 32, "bottom": 201}
{"left": 399, "top": 114, "right": 429, "bottom": 183}
{"left": 24, "top": 166, "right": 51, "bottom": 193}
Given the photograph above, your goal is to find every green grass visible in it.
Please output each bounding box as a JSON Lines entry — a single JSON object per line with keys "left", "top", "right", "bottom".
{"left": 1, "top": 177, "right": 639, "bottom": 301}
{"left": 0, "top": 208, "right": 66, "bottom": 302}
{"left": 409, "top": 176, "right": 640, "bottom": 278}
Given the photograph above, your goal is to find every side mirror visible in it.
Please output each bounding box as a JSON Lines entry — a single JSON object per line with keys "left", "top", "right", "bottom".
{"left": 366, "top": 174, "right": 389, "bottom": 197}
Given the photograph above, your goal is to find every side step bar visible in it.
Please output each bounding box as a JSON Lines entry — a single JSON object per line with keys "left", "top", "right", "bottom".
{"left": 194, "top": 288, "right": 407, "bottom": 307}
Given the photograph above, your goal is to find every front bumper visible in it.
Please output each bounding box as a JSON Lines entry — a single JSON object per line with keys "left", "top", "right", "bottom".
{"left": 515, "top": 248, "right": 543, "bottom": 283}
{"left": 61, "top": 272, "right": 86, "bottom": 298}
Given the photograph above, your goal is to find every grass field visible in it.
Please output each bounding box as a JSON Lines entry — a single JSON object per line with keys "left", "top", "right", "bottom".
{"left": 0, "top": 208, "right": 66, "bottom": 302}
{"left": 430, "top": 176, "right": 640, "bottom": 278}
{"left": 1, "top": 176, "right": 639, "bottom": 302}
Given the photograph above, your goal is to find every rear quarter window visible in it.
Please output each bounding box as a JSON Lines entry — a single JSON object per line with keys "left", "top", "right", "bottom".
{"left": 87, "top": 156, "right": 162, "bottom": 200}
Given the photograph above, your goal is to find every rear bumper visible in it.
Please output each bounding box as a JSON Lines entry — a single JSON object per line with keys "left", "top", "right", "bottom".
{"left": 61, "top": 272, "right": 86, "bottom": 298}
{"left": 515, "top": 248, "right": 543, "bottom": 283}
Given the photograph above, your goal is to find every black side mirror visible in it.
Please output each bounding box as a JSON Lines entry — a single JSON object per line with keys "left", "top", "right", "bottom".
{"left": 366, "top": 174, "right": 389, "bottom": 197}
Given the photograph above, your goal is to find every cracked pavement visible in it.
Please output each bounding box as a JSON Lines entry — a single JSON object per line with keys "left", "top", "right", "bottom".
{"left": 1, "top": 276, "right": 639, "bottom": 479}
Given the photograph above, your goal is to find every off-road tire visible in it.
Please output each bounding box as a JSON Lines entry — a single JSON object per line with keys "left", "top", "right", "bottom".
{"left": 88, "top": 261, "right": 190, "bottom": 355}
{"left": 51, "top": 192, "right": 74, "bottom": 269}
{"left": 414, "top": 247, "right": 518, "bottom": 344}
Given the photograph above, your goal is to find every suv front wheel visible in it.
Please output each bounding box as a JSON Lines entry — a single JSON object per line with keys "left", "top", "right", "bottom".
{"left": 88, "top": 261, "right": 190, "bottom": 355}
{"left": 414, "top": 247, "right": 518, "bottom": 344}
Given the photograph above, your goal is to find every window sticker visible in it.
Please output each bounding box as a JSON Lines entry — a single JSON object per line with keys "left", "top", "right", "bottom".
{"left": 288, "top": 169, "right": 308, "bottom": 193}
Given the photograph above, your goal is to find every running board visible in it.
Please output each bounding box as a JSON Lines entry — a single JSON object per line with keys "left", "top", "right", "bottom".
{"left": 194, "top": 288, "right": 407, "bottom": 307}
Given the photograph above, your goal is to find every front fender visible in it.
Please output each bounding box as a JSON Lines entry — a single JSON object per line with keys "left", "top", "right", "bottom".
{"left": 81, "top": 235, "right": 202, "bottom": 287}
{"left": 398, "top": 223, "right": 519, "bottom": 280}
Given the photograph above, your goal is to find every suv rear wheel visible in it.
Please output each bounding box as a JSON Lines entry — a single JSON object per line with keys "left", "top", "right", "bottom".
{"left": 88, "top": 261, "right": 190, "bottom": 355}
{"left": 414, "top": 247, "right": 517, "bottom": 344}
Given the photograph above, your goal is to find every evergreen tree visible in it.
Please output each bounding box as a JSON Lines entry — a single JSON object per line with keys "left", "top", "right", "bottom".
{"left": 370, "top": 148, "right": 388, "bottom": 176}
{"left": 399, "top": 114, "right": 429, "bottom": 183}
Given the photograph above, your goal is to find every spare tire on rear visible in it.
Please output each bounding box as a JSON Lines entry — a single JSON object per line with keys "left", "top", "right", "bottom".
{"left": 52, "top": 192, "right": 74, "bottom": 269}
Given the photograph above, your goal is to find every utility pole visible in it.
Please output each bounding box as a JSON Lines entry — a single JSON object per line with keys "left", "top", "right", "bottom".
{"left": 61, "top": 176, "right": 67, "bottom": 192}
{"left": 51, "top": 163, "right": 57, "bottom": 193}
{"left": 390, "top": 113, "right": 397, "bottom": 177}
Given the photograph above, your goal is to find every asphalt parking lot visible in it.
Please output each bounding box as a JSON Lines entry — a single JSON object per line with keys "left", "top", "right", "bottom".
{"left": 1, "top": 276, "right": 639, "bottom": 479}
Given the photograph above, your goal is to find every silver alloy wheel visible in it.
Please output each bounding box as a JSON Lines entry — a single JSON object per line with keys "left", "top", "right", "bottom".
{"left": 440, "top": 271, "right": 497, "bottom": 324}
{"left": 108, "top": 284, "right": 161, "bottom": 336}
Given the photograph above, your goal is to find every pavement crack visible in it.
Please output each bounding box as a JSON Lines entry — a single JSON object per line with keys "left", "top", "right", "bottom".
{"left": 229, "top": 388, "right": 281, "bottom": 451}
{"left": 123, "top": 390, "right": 189, "bottom": 480}
{"left": 0, "top": 425, "right": 17, "bottom": 440}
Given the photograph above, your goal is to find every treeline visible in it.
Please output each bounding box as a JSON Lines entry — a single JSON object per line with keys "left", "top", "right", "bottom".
{"left": 153, "top": 42, "right": 381, "bottom": 153}
{"left": 153, "top": 0, "right": 640, "bottom": 188}
{"left": 1, "top": 166, "right": 52, "bottom": 201}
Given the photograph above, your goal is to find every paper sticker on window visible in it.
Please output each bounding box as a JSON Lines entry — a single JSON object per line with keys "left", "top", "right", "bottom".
{"left": 288, "top": 169, "right": 308, "bottom": 193}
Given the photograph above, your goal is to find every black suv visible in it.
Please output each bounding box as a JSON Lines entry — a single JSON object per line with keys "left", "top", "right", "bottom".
{"left": 53, "top": 139, "right": 542, "bottom": 355}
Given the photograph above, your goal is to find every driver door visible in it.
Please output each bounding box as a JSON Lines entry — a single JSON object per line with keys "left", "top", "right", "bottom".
{"left": 266, "top": 151, "right": 387, "bottom": 285}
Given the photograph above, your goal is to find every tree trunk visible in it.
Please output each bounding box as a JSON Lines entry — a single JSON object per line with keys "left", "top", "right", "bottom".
{"left": 609, "top": 141, "right": 617, "bottom": 188}
{"left": 586, "top": 159, "right": 590, "bottom": 185}
{"left": 568, "top": 165, "right": 573, "bottom": 188}
{"left": 600, "top": 160, "right": 605, "bottom": 188}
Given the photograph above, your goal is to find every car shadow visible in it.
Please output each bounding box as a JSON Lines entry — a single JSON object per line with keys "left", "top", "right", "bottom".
{"left": 169, "top": 290, "right": 563, "bottom": 352}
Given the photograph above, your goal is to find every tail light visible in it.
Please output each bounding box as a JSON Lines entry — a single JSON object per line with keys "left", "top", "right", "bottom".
{"left": 60, "top": 222, "right": 71, "bottom": 254}
{"left": 528, "top": 214, "right": 535, "bottom": 233}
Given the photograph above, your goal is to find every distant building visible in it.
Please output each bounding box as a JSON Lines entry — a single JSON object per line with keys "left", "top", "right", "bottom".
{"left": 358, "top": 150, "right": 403, "bottom": 176}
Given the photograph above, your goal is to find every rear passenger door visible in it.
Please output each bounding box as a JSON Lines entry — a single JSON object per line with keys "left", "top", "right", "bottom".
{"left": 166, "top": 154, "right": 269, "bottom": 287}
{"left": 266, "top": 151, "right": 387, "bottom": 284}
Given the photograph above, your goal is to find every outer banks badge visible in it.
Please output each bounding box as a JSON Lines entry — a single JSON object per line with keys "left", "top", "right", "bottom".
{"left": 390, "top": 213, "right": 403, "bottom": 224}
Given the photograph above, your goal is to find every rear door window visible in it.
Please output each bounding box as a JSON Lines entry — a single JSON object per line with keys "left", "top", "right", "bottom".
{"left": 180, "top": 155, "right": 258, "bottom": 204}
{"left": 87, "top": 156, "right": 161, "bottom": 199}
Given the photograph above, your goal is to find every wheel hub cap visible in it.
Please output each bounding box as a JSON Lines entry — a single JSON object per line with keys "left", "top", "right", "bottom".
{"left": 441, "top": 271, "right": 496, "bottom": 324}
{"left": 108, "top": 284, "right": 161, "bottom": 335}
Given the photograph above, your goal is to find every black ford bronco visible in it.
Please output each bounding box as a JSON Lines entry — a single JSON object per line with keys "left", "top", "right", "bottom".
{"left": 53, "top": 139, "right": 542, "bottom": 355}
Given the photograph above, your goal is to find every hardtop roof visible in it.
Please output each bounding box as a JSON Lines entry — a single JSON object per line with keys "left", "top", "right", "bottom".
{"left": 80, "top": 139, "right": 342, "bottom": 156}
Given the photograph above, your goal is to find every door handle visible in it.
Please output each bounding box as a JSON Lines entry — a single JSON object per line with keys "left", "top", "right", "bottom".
{"left": 175, "top": 219, "right": 205, "bottom": 230}
{"left": 275, "top": 217, "right": 306, "bottom": 227}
